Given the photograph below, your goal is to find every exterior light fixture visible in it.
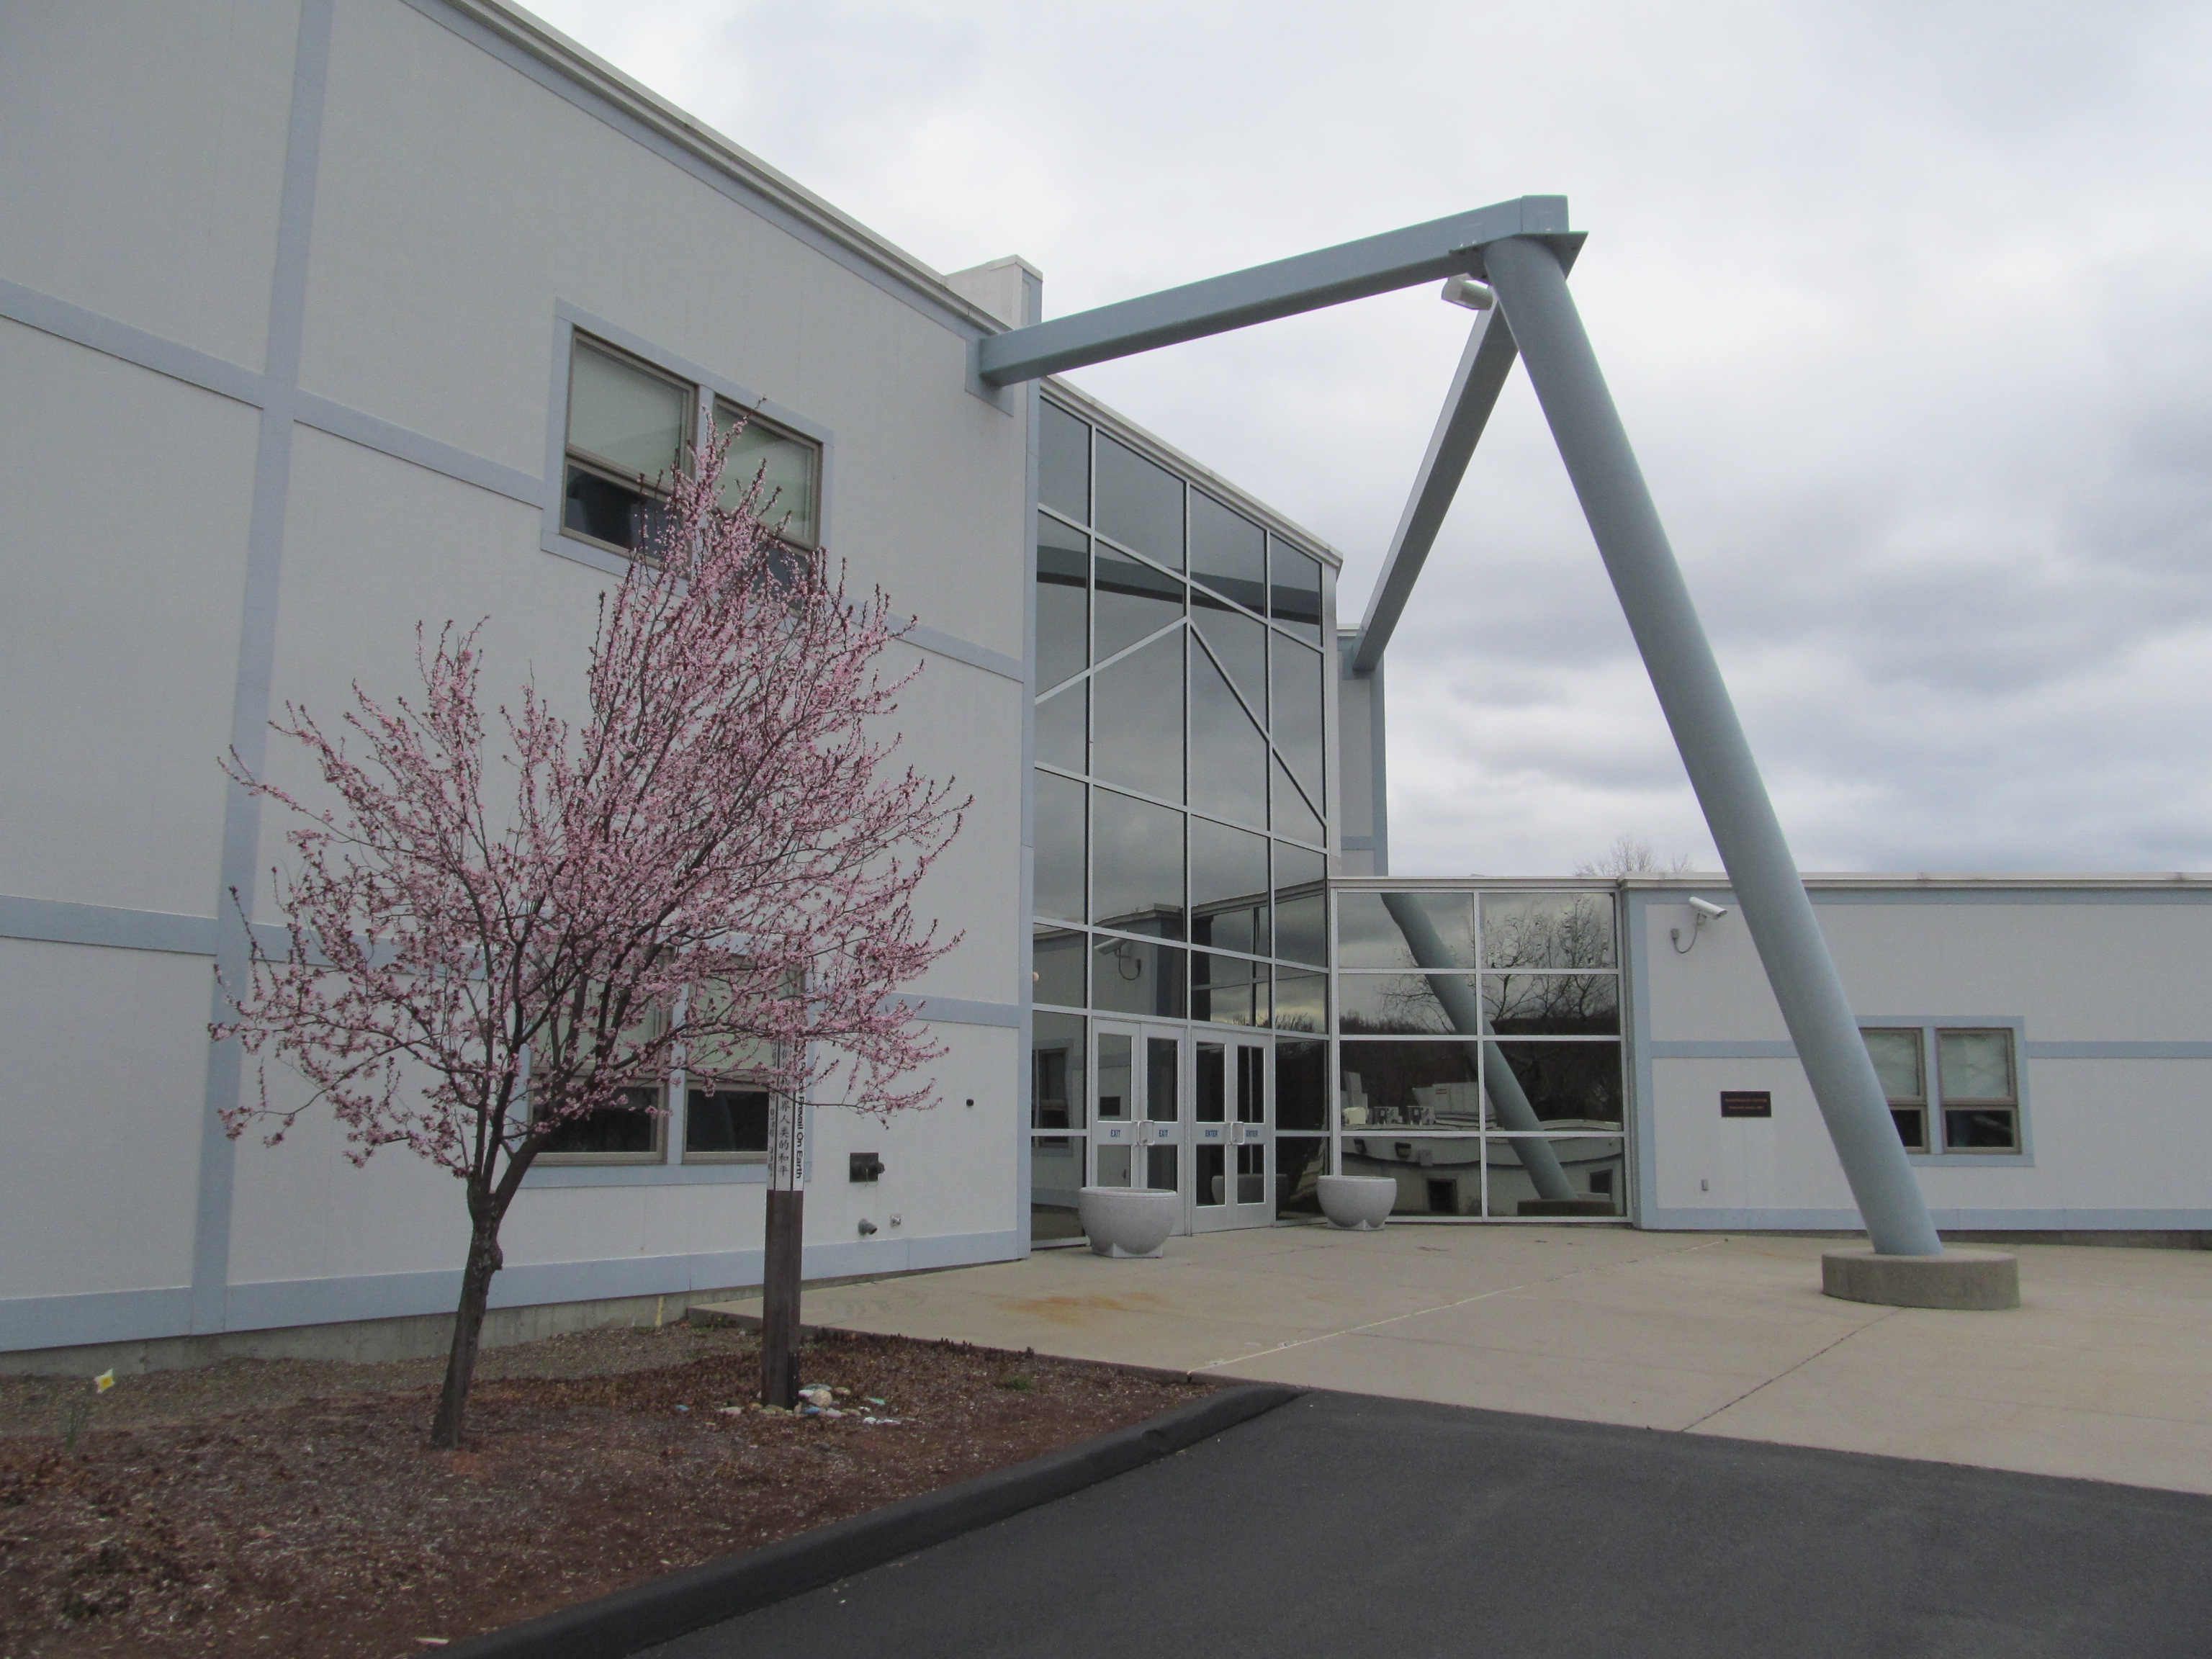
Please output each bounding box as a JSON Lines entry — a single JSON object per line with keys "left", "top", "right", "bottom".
{"left": 1440, "top": 274, "right": 1494, "bottom": 311}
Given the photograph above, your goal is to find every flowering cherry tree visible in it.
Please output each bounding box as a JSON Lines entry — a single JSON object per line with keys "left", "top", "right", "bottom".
{"left": 217, "top": 435, "right": 964, "bottom": 1448}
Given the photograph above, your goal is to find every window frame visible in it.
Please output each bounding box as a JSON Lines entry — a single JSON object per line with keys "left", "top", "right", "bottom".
{"left": 531, "top": 1079, "right": 671, "bottom": 1167}
{"left": 543, "top": 307, "right": 833, "bottom": 579}
{"left": 1860, "top": 1025, "right": 1930, "bottom": 1153}
{"left": 1857, "top": 1019, "right": 2031, "bottom": 1161}
{"left": 561, "top": 335, "right": 696, "bottom": 556}
{"left": 678, "top": 1076, "right": 777, "bottom": 1166}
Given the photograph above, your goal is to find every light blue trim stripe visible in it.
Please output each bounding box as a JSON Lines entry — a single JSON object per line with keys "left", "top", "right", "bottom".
{"left": 1647, "top": 1038, "right": 2212, "bottom": 1061}
{"left": 1648, "top": 1040, "right": 1799, "bottom": 1059}
{"left": 0, "top": 897, "right": 217, "bottom": 956}
{"left": 897, "top": 621, "right": 1025, "bottom": 684}
{"left": 0, "top": 279, "right": 266, "bottom": 405}
{"left": 192, "top": 0, "right": 333, "bottom": 1338}
{"left": 889, "top": 994, "right": 1024, "bottom": 1030}
{"left": 1809, "top": 888, "right": 2212, "bottom": 907}
{"left": 523, "top": 1161, "right": 769, "bottom": 1188}
{"left": 2025, "top": 1041, "right": 2212, "bottom": 1060}
{"left": 0, "top": 1229, "right": 1023, "bottom": 1354}
{"left": 293, "top": 392, "right": 544, "bottom": 505}
{"left": 0, "top": 1288, "right": 195, "bottom": 1354}
{"left": 1639, "top": 1207, "right": 2212, "bottom": 1233}
{"left": 0, "top": 896, "right": 289, "bottom": 959}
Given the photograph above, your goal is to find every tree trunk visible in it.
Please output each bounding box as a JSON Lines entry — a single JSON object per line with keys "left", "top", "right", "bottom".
{"left": 430, "top": 1215, "right": 504, "bottom": 1449}
{"left": 760, "top": 1187, "right": 804, "bottom": 1408}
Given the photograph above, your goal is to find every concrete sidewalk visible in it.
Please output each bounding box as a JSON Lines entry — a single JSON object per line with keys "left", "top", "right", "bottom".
{"left": 701, "top": 1224, "right": 2212, "bottom": 1495}
{"left": 645, "top": 1390, "right": 2212, "bottom": 1659}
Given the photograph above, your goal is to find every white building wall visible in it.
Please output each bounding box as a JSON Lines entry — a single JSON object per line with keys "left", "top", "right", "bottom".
{"left": 1629, "top": 881, "right": 2212, "bottom": 1231}
{"left": 0, "top": 0, "right": 1033, "bottom": 1357}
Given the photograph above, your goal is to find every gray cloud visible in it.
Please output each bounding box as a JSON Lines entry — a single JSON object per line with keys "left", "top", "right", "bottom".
{"left": 534, "top": 0, "right": 2212, "bottom": 876}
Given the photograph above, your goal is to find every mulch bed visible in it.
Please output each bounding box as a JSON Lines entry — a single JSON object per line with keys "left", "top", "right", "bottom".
{"left": 0, "top": 1323, "right": 1208, "bottom": 1658}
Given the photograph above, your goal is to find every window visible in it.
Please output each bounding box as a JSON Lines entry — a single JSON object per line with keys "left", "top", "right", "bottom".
{"left": 1861, "top": 1025, "right": 2021, "bottom": 1154}
{"left": 1939, "top": 1029, "right": 2020, "bottom": 1151}
{"left": 680, "top": 1002, "right": 781, "bottom": 1164}
{"left": 713, "top": 398, "right": 820, "bottom": 549}
{"left": 1862, "top": 1028, "right": 1928, "bottom": 1152}
{"left": 1331, "top": 887, "right": 1626, "bottom": 1221}
{"left": 684, "top": 1087, "right": 770, "bottom": 1160}
{"left": 563, "top": 338, "right": 689, "bottom": 552}
{"left": 562, "top": 333, "right": 822, "bottom": 556}
{"left": 536, "top": 1083, "right": 666, "bottom": 1162}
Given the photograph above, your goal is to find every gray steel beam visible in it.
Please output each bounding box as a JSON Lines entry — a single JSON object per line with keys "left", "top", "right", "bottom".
{"left": 1483, "top": 235, "right": 1943, "bottom": 1258}
{"left": 976, "top": 197, "right": 1578, "bottom": 386}
{"left": 1349, "top": 307, "right": 1520, "bottom": 676}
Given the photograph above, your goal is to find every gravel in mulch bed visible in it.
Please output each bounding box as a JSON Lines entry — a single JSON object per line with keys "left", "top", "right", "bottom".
{"left": 0, "top": 1323, "right": 1208, "bottom": 1659}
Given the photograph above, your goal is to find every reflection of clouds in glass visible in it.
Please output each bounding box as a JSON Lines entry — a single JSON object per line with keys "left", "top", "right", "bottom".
{"left": 1035, "top": 682, "right": 1084, "bottom": 771}
{"left": 1270, "top": 638, "right": 1325, "bottom": 806}
{"left": 1035, "top": 513, "right": 1088, "bottom": 692}
{"left": 1189, "top": 637, "right": 1269, "bottom": 829}
{"left": 1338, "top": 974, "right": 1462, "bottom": 1035}
{"left": 1039, "top": 405, "right": 1089, "bottom": 523}
{"left": 1033, "top": 771, "right": 1084, "bottom": 923}
{"left": 1274, "top": 843, "right": 1327, "bottom": 965}
{"left": 1092, "top": 632, "right": 1184, "bottom": 803}
{"left": 1336, "top": 891, "right": 1475, "bottom": 970}
{"left": 1097, "top": 436, "right": 1184, "bottom": 570}
{"left": 1094, "top": 549, "right": 1182, "bottom": 660}
{"left": 1091, "top": 788, "right": 1182, "bottom": 937}
{"left": 1192, "top": 593, "right": 1267, "bottom": 715}
{"left": 1273, "top": 968, "right": 1326, "bottom": 1032}
{"left": 1191, "top": 492, "right": 1267, "bottom": 615}
{"left": 1189, "top": 818, "right": 1268, "bottom": 956}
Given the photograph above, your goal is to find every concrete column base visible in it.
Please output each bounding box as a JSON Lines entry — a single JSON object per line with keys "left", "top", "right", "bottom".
{"left": 1821, "top": 1247, "right": 2020, "bottom": 1310}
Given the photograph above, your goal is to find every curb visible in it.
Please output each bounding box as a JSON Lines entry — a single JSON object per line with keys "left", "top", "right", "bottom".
{"left": 439, "top": 1381, "right": 1303, "bottom": 1659}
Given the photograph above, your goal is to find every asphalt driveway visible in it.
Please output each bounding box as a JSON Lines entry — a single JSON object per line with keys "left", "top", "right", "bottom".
{"left": 644, "top": 1388, "right": 2212, "bottom": 1658}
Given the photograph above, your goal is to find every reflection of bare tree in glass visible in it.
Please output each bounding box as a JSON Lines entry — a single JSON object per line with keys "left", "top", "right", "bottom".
{"left": 1483, "top": 893, "right": 1612, "bottom": 971}
{"left": 1483, "top": 971, "right": 1616, "bottom": 1035}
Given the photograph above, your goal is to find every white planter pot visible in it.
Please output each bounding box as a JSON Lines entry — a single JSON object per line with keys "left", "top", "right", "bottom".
{"left": 1078, "top": 1186, "right": 1179, "bottom": 1259}
{"left": 1318, "top": 1174, "right": 1396, "bottom": 1231}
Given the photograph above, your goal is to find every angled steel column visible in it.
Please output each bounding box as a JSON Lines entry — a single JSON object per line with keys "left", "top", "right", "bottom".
{"left": 1351, "top": 307, "right": 1520, "bottom": 675}
{"left": 1483, "top": 235, "right": 1942, "bottom": 1257}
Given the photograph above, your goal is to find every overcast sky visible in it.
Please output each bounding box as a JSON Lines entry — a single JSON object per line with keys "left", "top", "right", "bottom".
{"left": 534, "top": 0, "right": 2212, "bottom": 877}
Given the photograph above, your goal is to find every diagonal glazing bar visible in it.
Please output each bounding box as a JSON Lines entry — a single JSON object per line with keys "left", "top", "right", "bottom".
{"left": 976, "top": 196, "right": 1575, "bottom": 386}
{"left": 1349, "top": 306, "right": 1520, "bottom": 675}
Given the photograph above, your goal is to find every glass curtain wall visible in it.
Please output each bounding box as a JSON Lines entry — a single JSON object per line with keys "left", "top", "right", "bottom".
{"left": 1331, "top": 886, "right": 1627, "bottom": 1220}
{"left": 1031, "top": 398, "right": 1334, "bottom": 1239}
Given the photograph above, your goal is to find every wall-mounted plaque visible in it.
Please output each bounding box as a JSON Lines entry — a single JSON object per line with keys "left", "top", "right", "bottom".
{"left": 1720, "top": 1090, "right": 1772, "bottom": 1118}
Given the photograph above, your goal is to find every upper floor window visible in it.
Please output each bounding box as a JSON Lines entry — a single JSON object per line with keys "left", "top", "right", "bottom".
{"left": 562, "top": 334, "right": 821, "bottom": 556}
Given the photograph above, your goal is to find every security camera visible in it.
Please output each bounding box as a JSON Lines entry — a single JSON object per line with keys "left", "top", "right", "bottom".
{"left": 1672, "top": 896, "right": 1730, "bottom": 955}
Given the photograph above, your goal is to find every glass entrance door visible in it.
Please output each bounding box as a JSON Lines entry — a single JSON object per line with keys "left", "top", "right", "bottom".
{"left": 1094, "top": 1023, "right": 1276, "bottom": 1236}
{"left": 1092, "top": 1025, "right": 1184, "bottom": 1194}
{"left": 1192, "top": 1035, "right": 1271, "bottom": 1232}
{"left": 1092, "top": 1023, "right": 1195, "bottom": 1229}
